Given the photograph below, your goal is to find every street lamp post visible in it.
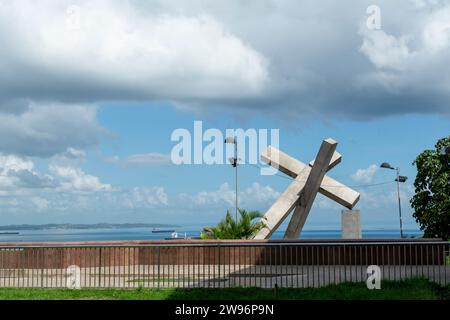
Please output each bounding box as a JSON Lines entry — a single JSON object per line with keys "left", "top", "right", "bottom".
{"left": 380, "top": 162, "right": 408, "bottom": 239}
{"left": 225, "top": 137, "right": 238, "bottom": 223}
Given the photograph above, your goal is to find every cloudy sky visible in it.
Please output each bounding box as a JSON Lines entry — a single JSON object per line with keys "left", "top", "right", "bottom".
{"left": 0, "top": 0, "right": 449, "bottom": 232}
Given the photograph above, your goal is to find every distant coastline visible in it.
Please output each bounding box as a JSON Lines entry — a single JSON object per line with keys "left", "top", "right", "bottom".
{"left": 0, "top": 223, "right": 179, "bottom": 231}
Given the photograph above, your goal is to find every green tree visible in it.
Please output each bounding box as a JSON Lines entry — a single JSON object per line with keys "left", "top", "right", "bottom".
{"left": 200, "top": 209, "right": 266, "bottom": 240}
{"left": 410, "top": 136, "right": 450, "bottom": 240}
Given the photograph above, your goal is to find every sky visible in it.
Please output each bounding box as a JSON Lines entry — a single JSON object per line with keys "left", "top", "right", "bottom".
{"left": 0, "top": 0, "right": 449, "bottom": 233}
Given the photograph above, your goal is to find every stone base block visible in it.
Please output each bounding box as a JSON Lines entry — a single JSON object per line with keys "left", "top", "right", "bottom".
{"left": 341, "top": 209, "right": 362, "bottom": 239}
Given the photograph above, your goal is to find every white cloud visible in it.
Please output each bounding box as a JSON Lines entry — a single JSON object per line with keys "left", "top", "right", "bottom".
{"left": 360, "top": 31, "right": 414, "bottom": 71}
{"left": 49, "top": 165, "right": 112, "bottom": 192}
{"left": 52, "top": 148, "right": 87, "bottom": 163}
{"left": 0, "top": 154, "right": 56, "bottom": 191}
{"left": 422, "top": 6, "right": 450, "bottom": 51}
{"left": 351, "top": 164, "right": 378, "bottom": 183}
{"left": 121, "top": 187, "right": 169, "bottom": 208}
{"left": 0, "top": 0, "right": 449, "bottom": 121}
{"left": 358, "top": 5, "right": 450, "bottom": 95}
{"left": 314, "top": 195, "right": 341, "bottom": 210}
{"left": 0, "top": 0, "right": 268, "bottom": 104}
{"left": 0, "top": 154, "right": 33, "bottom": 172}
{"left": 242, "top": 182, "right": 280, "bottom": 204}
{"left": 358, "top": 183, "right": 414, "bottom": 210}
{"left": 0, "top": 102, "right": 105, "bottom": 157}
{"left": 31, "top": 196, "right": 50, "bottom": 212}
{"left": 186, "top": 182, "right": 279, "bottom": 208}
{"left": 190, "top": 183, "right": 236, "bottom": 206}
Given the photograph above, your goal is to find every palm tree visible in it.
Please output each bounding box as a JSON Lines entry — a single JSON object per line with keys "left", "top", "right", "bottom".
{"left": 200, "top": 209, "right": 266, "bottom": 240}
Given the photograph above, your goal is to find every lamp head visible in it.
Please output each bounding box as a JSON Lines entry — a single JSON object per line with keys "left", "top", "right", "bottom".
{"left": 380, "top": 162, "right": 394, "bottom": 170}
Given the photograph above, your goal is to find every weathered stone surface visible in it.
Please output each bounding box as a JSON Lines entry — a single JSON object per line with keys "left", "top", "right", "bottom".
{"left": 341, "top": 209, "right": 362, "bottom": 239}
{"left": 254, "top": 141, "right": 361, "bottom": 240}
{"left": 261, "top": 146, "right": 360, "bottom": 209}
{"left": 254, "top": 169, "right": 310, "bottom": 239}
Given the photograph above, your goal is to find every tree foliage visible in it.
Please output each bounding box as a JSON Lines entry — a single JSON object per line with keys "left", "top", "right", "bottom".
{"left": 200, "top": 209, "right": 266, "bottom": 240}
{"left": 410, "top": 136, "right": 450, "bottom": 240}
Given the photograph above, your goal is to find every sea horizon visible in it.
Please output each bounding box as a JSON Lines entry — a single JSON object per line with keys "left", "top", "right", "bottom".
{"left": 0, "top": 225, "right": 423, "bottom": 243}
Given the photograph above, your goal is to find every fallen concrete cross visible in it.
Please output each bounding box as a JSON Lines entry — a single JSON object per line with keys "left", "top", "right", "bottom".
{"left": 254, "top": 138, "right": 360, "bottom": 240}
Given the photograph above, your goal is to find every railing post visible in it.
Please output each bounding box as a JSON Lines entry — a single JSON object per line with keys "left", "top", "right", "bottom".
{"left": 98, "top": 247, "right": 102, "bottom": 288}
{"left": 157, "top": 246, "right": 161, "bottom": 289}
{"left": 217, "top": 244, "right": 221, "bottom": 289}
{"left": 40, "top": 248, "right": 44, "bottom": 288}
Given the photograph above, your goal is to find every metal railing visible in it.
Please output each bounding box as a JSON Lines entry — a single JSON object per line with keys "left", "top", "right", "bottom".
{"left": 0, "top": 240, "right": 448, "bottom": 288}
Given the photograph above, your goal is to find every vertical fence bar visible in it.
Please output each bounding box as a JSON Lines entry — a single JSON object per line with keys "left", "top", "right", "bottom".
{"left": 0, "top": 249, "right": 3, "bottom": 288}
{"left": 308, "top": 246, "right": 312, "bottom": 288}
{"left": 157, "top": 246, "right": 161, "bottom": 289}
{"left": 332, "top": 245, "right": 335, "bottom": 285}
{"left": 26, "top": 248, "right": 30, "bottom": 288}
{"left": 420, "top": 245, "right": 424, "bottom": 278}
{"left": 439, "top": 244, "right": 443, "bottom": 286}
{"left": 414, "top": 244, "right": 418, "bottom": 282}
{"left": 403, "top": 243, "right": 407, "bottom": 281}
{"left": 432, "top": 245, "right": 435, "bottom": 283}
{"left": 176, "top": 246, "right": 180, "bottom": 289}
{"left": 426, "top": 245, "right": 430, "bottom": 282}
{"left": 228, "top": 245, "right": 232, "bottom": 289}
{"left": 182, "top": 246, "right": 185, "bottom": 289}
{"left": 40, "top": 248, "right": 44, "bottom": 288}
{"left": 358, "top": 245, "right": 362, "bottom": 283}
{"left": 349, "top": 245, "right": 353, "bottom": 283}
{"left": 275, "top": 245, "right": 279, "bottom": 289}
{"left": 342, "top": 244, "right": 345, "bottom": 284}
{"left": 395, "top": 245, "right": 399, "bottom": 281}
{"left": 445, "top": 243, "right": 448, "bottom": 286}
{"left": 108, "top": 247, "right": 111, "bottom": 288}
{"left": 49, "top": 248, "right": 53, "bottom": 288}
{"left": 388, "top": 245, "right": 391, "bottom": 280}
{"left": 281, "top": 244, "right": 285, "bottom": 288}
{"left": 242, "top": 244, "right": 246, "bottom": 289}
{"left": 98, "top": 247, "right": 102, "bottom": 288}
{"left": 269, "top": 245, "right": 272, "bottom": 289}
{"left": 315, "top": 246, "right": 318, "bottom": 287}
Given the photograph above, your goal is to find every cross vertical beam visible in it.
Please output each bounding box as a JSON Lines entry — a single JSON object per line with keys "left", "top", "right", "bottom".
{"left": 283, "top": 138, "right": 337, "bottom": 239}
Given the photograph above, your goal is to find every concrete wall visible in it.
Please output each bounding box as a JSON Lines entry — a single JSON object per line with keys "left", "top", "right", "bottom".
{"left": 0, "top": 239, "right": 447, "bottom": 269}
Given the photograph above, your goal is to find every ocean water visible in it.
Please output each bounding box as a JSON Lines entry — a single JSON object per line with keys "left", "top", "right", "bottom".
{"left": 0, "top": 226, "right": 423, "bottom": 243}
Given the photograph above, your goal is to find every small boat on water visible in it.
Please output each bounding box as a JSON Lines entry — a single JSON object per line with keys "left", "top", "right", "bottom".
{"left": 0, "top": 232, "right": 19, "bottom": 235}
{"left": 152, "top": 228, "right": 176, "bottom": 233}
{"left": 165, "top": 232, "right": 190, "bottom": 240}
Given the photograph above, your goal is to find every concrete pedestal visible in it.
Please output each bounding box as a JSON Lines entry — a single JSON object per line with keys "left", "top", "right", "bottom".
{"left": 341, "top": 209, "right": 362, "bottom": 239}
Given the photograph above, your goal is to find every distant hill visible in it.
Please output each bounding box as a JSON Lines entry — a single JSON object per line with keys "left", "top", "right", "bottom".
{"left": 0, "top": 223, "right": 179, "bottom": 231}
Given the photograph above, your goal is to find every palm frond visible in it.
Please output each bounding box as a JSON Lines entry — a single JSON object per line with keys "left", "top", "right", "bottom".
{"left": 201, "top": 208, "right": 267, "bottom": 240}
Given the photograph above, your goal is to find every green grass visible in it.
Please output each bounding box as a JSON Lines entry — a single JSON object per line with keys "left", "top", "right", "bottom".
{"left": 0, "top": 278, "right": 447, "bottom": 300}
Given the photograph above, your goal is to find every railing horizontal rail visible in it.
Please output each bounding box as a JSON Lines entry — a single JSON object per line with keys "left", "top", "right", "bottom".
{"left": 0, "top": 240, "right": 448, "bottom": 249}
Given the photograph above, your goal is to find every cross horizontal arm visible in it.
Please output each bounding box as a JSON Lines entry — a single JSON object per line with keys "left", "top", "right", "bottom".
{"left": 261, "top": 146, "right": 341, "bottom": 179}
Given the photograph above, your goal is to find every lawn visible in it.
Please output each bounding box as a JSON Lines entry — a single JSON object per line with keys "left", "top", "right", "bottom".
{"left": 0, "top": 278, "right": 447, "bottom": 300}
